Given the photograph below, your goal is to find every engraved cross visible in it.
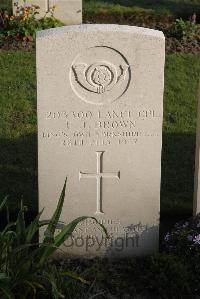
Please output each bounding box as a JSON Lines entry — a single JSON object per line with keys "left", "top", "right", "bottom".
{"left": 79, "top": 151, "right": 120, "bottom": 214}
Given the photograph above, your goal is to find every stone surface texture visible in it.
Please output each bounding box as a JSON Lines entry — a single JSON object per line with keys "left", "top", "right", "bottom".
{"left": 37, "top": 24, "right": 165, "bottom": 258}
{"left": 13, "top": 0, "right": 82, "bottom": 24}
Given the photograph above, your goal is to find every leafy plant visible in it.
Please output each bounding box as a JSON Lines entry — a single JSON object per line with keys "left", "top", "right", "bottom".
{"left": 0, "top": 4, "right": 64, "bottom": 41}
{"left": 168, "top": 18, "right": 200, "bottom": 41}
{"left": 162, "top": 214, "right": 200, "bottom": 294}
{"left": 164, "top": 214, "right": 200, "bottom": 256}
{"left": 0, "top": 179, "right": 108, "bottom": 298}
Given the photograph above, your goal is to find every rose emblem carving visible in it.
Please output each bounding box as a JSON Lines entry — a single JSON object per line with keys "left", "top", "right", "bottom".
{"left": 72, "top": 62, "right": 129, "bottom": 95}
{"left": 70, "top": 46, "right": 131, "bottom": 105}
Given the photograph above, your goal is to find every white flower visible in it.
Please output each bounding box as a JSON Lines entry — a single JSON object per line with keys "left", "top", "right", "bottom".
{"left": 164, "top": 232, "right": 171, "bottom": 241}
{"left": 193, "top": 234, "right": 200, "bottom": 245}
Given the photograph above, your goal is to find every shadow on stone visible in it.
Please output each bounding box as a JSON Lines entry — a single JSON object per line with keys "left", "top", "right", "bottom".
{"left": 105, "top": 224, "right": 159, "bottom": 258}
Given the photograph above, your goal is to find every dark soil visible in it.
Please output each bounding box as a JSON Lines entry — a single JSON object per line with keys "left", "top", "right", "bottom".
{"left": 166, "top": 37, "right": 200, "bottom": 54}
{"left": 50, "top": 257, "right": 160, "bottom": 299}
{"left": 0, "top": 37, "right": 35, "bottom": 51}
{"left": 83, "top": 13, "right": 173, "bottom": 29}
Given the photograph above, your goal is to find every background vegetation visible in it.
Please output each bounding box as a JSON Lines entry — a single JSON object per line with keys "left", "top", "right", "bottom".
{"left": 0, "top": 0, "right": 12, "bottom": 13}
{"left": 83, "top": 0, "right": 200, "bottom": 21}
{"left": 1, "top": 0, "right": 200, "bottom": 21}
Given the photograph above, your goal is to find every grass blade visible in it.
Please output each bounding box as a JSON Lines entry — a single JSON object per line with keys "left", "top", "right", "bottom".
{"left": 0, "top": 283, "right": 15, "bottom": 299}
{"left": 54, "top": 216, "right": 108, "bottom": 248}
{"left": 2, "top": 222, "right": 16, "bottom": 235}
{"left": 39, "top": 216, "right": 108, "bottom": 263}
{"left": 43, "top": 178, "right": 67, "bottom": 245}
{"left": 26, "top": 209, "right": 44, "bottom": 243}
{"left": 0, "top": 196, "right": 8, "bottom": 211}
{"left": 16, "top": 200, "right": 26, "bottom": 245}
{"left": 61, "top": 271, "right": 90, "bottom": 284}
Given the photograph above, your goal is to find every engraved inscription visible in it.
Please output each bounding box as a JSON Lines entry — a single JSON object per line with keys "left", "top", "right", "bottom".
{"left": 55, "top": 219, "right": 152, "bottom": 252}
{"left": 79, "top": 151, "right": 120, "bottom": 214}
{"left": 42, "top": 108, "right": 161, "bottom": 147}
{"left": 70, "top": 46, "right": 131, "bottom": 105}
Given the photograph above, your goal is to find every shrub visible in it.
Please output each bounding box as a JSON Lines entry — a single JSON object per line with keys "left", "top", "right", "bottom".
{"left": 0, "top": 179, "right": 107, "bottom": 298}
{"left": 164, "top": 214, "right": 200, "bottom": 257}
{"left": 0, "top": 4, "right": 64, "bottom": 42}
{"left": 161, "top": 214, "right": 200, "bottom": 295}
{"left": 168, "top": 18, "right": 200, "bottom": 41}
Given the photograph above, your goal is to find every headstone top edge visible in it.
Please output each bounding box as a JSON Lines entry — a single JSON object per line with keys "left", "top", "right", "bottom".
{"left": 36, "top": 24, "right": 165, "bottom": 39}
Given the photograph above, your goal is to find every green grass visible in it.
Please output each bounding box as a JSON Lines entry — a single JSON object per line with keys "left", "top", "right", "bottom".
{"left": 0, "top": 51, "right": 37, "bottom": 212}
{"left": 162, "top": 54, "right": 200, "bottom": 216}
{"left": 83, "top": 0, "right": 200, "bottom": 21}
{"left": 0, "top": 51, "right": 200, "bottom": 219}
{"left": 1, "top": 0, "right": 200, "bottom": 21}
{"left": 0, "top": 0, "right": 12, "bottom": 13}
{"left": 84, "top": 0, "right": 171, "bottom": 20}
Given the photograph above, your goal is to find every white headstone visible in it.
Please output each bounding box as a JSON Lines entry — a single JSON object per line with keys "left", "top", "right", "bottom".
{"left": 194, "top": 83, "right": 200, "bottom": 215}
{"left": 37, "top": 25, "right": 165, "bottom": 258}
{"left": 13, "top": 0, "right": 82, "bottom": 24}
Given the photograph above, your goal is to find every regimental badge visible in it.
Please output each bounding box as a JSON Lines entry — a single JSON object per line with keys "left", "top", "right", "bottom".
{"left": 70, "top": 46, "right": 131, "bottom": 105}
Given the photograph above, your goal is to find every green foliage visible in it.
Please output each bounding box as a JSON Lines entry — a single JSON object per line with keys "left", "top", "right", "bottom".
{"left": 2, "top": 17, "right": 63, "bottom": 40}
{"left": 164, "top": 214, "right": 200, "bottom": 258}
{"left": 0, "top": 4, "right": 63, "bottom": 41}
{"left": 162, "top": 54, "right": 200, "bottom": 215}
{"left": 0, "top": 51, "right": 37, "bottom": 211}
{"left": 168, "top": 18, "right": 200, "bottom": 41}
{"left": 1, "top": 0, "right": 200, "bottom": 23}
{"left": 83, "top": 0, "right": 171, "bottom": 22}
{"left": 0, "top": 0, "right": 12, "bottom": 14}
{"left": 143, "top": 254, "right": 192, "bottom": 297}
{"left": 156, "top": 215, "right": 200, "bottom": 296}
{"left": 0, "top": 180, "right": 107, "bottom": 298}
{"left": 1, "top": 17, "right": 63, "bottom": 40}
{"left": 84, "top": 0, "right": 200, "bottom": 21}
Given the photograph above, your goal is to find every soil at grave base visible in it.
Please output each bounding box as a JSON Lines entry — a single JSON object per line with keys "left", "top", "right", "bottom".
{"left": 0, "top": 38, "right": 35, "bottom": 51}
{"left": 1, "top": 36, "right": 200, "bottom": 54}
{"left": 50, "top": 257, "right": 155, "bottom": 299}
